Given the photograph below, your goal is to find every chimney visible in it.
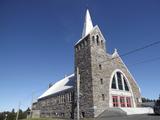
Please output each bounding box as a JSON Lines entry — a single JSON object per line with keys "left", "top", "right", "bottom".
{"left": 65, "top": 74, "right": 67, "bottom": 78}
{"left": 49, "top": 83, "right": 52, "bottom": 88}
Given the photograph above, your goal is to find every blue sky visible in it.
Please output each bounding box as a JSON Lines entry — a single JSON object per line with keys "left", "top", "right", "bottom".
{"left": 0, "top": 0, "right": 160, "bottom": 112}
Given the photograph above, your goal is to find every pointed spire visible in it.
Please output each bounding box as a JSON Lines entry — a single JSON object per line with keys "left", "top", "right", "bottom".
{"left": 82, "top": 9, "right": 94, "bottom": 38}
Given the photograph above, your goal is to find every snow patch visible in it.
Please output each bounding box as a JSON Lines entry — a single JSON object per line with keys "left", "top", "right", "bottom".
{"left": 38, "top": 74, "right": 75, "bottom": 99}
{"left": 120, "top": 107, "right": 154, "bottom": 115}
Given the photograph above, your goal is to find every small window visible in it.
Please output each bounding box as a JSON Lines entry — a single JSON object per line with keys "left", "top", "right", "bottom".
{"left": 70, "top": 112, "right": 74, "bottom": 119}
{"left": 80, "top": 43, "right": 82, "bottom": 48}
{"left": 76, "top": 47, "right": 78, "bottom": 52}
{"left": 99, "top": 64, "right": 102, "bottom": 70}
{"left": 78, "top": 45, "right": 81, "bottom": 50}
{"left": 58, "top": 96, "right": 60, "bottom": 103}
{"left": 81, "top": 42, "right": 84, "bottom": 48}
{"left": 92, "top": 36, "right": 95, "bottom": 44}
{"left": 64, "top": 95, "right": 66, "bottom": 103}
{"left": 62, "top": 95, "right": 64, "bottom": 103}
{"left": 62, "top": 95, "right": 63, "bottom": 103}
{"left": 84, "top": 40, "right": 87, "bottom": 46}
{"left": 102, "top": 94, "right": 105, "bottom": 101}
{"left": 100, "top": 78, "right": 103, "bottom": 84}
{"left": 63, "top": 95, "right": 65, "bottom": 103}
{"left": 101, "top": 40, "right": 103, "bottom": 45}
{"left": 96, "top": 35, "right": 99, "bottom": 45}
{"left": 69, "top": 92, "right": 72, "bottom": 102}
{"left": 86, "top": 39, "right": 89, "bottom": 44}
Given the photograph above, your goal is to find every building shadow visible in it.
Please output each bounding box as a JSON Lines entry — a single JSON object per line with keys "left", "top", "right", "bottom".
{"left": 148, "top": 113, "right": 160, "bottom": 116}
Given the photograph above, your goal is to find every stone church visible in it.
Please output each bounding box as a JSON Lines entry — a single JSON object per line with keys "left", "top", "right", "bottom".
{"left": 32, "top": 9, "right": 142, "bottom": 119}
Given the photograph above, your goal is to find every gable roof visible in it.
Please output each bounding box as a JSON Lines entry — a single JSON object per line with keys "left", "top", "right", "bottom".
{"left": 38, "top": 74, "right": 75, "bottom": 99}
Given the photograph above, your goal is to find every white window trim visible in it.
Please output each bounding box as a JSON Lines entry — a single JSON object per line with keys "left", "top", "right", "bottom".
{"left": 115, "top": 74, "right": 118, "bottom": 89}
{"left": 121, "top": 74, "right": 125, "bottom": 91}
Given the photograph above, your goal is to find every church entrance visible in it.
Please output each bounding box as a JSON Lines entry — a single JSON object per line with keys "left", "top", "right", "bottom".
{"left": 112, "top": 96, "right": 131, "bottom": 107}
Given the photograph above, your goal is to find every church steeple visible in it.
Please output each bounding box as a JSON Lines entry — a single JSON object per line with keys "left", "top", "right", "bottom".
{"left": 82, "top": 9, "right": 94, "bottom": 38}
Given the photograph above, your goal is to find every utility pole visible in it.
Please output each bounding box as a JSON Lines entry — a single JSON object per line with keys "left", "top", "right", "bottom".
{"left": 16, "top": 102, "right": 21, "bottom": 120}
{"left": 4, "top": 114, "right": 7, "bottom": 120}
{"left": 30, "top": 92, "right": 34, "bottom": 119}
{"left": 77, "top": 67, "right": 80, "bottom": 120}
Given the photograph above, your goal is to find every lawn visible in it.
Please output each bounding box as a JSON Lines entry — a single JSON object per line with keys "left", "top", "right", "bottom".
{"left": 22, "top": 118, "right": 66, "bottom": 120}
{"left": 22, "top": 118, "right": 93, "bottom": 120}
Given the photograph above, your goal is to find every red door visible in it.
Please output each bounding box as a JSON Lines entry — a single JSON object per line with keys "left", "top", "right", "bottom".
{"left": 126, "top": 97, "right": 131, "bottom": 107}
{"left": 112, "top": 96, "right": 118, "bottom": 107}
{"left": 120, "top": 97, "right": 125, "bottom": 107}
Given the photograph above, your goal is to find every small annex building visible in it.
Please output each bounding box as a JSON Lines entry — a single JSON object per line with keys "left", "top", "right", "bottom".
{"left": 32, "top": 9, "right": 144, "bottom": 119}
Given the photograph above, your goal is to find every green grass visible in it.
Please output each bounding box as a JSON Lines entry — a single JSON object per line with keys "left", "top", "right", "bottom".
{"left": 22, "top": 118, "right": 94, "bottom": 120}
{"left": 22, "top": 118, "right": 66, "bottom": 120}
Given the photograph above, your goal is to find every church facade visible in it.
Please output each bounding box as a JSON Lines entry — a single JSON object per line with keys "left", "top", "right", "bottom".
{"left": 32, "top": 9, "right": 142, "bottom": 119}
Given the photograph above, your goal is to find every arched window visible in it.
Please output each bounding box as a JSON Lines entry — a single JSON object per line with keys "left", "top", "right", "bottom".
{"left": 84, "top": 39, "right": 88, "bottom": 46}
{"left": 111, "top": 71, "right": 129, "bottom": 91}
{"left": 78, "top": 45, "right": 81, "bottom": 50}
{"left": 76, "top": 47, "right": 78, "bottom": 52}
{"left": 102, "top": 94, "right": 105, "bottom": 101}
{"left": 101, "top": 40, "right": 103, "bottom": 45}
{"left": 100, "top": 78, "right": 103, "bottom": 84}
{"left": 81, "top": 42, "right": 84, "bottom": 48}
{"left": 101, "top": 40, "right": 103, "bottom": 47}
{"left": 92, "top": 36, "right": 95, "bottom": 44}
{"left": 96, "top": 35, "right": 99, "bottom": 45}
{"left": 99, "top": 64, "right": 102, "bottom": 70}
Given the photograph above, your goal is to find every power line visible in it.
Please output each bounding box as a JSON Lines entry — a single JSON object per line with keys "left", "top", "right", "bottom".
{"left": 120, "top": 40, "right": 160, "bottom": 57}
{"left": 100, "top": 40, "right": 160, "bottom": 64}
{"left": 129, "top": 56, "right": 160, "bottom": 67}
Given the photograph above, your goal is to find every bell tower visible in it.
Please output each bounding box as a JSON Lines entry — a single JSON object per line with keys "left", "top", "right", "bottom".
{"left": 74, "top": 9, "right": 107, "bottom": 118}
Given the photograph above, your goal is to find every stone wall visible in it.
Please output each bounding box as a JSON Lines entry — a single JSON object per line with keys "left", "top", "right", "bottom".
{"left": 33, "top": 89, "right": 75, "bottom": 119}
{"left": 89, "top": 27, "right": 109, "bottom": 117}
{"left": 74, "top": 34, "right": 94, "bottom": 118}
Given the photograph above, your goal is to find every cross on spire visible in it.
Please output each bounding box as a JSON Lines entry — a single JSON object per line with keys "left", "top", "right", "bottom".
{"left": 82, "top": 9, "right": 94, "bottom": 38}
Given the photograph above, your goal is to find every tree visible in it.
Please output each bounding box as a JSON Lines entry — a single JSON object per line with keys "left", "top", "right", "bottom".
{"left": 7, "top": 110, "right": 16, "bottom": 120}
{"left": 0, "top": 112, "right": 5, "bottom": 120}
{"left": 11, "top": 109, "right": 15, "bottom": 113}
